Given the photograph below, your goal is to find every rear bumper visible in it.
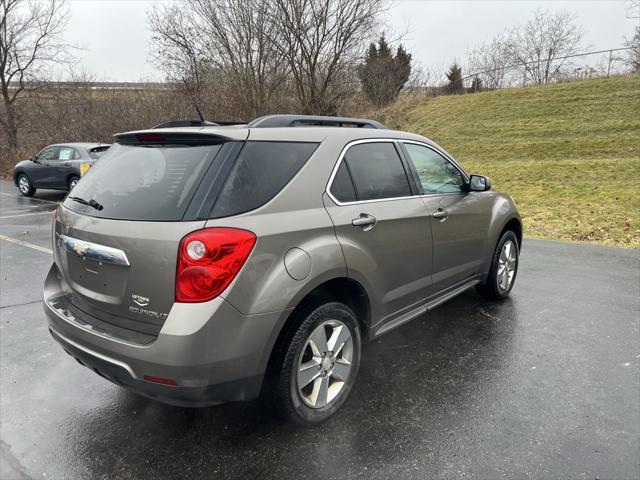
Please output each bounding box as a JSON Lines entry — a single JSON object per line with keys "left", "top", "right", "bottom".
{"left": 43, "top": 263, "right": 289, "bottom": 407}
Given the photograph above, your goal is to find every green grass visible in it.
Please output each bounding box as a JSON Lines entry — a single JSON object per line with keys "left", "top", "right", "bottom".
{"left": 380, "top": 75, "right": 640, "bottom": 247}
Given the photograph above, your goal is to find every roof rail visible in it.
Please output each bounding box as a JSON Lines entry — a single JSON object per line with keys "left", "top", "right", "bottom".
{"left": 248, "top": 114, "right": 386, "bottom": 129}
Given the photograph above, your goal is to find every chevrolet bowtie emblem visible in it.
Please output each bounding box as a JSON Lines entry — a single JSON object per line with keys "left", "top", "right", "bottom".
{"left": 73, "top": 242, "right": 89, "bottom": 256}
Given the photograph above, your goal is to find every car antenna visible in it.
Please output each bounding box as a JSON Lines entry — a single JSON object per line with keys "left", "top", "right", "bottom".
{"left": 194, "top": 102, "right": 206, "bottom": 122}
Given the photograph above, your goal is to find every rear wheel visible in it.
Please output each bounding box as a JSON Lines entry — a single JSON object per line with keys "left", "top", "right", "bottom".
{"left": 68, "top": 176, "right": 80, "bottom": 191}
{"left": 476, "top": 230, "right": 519, "bottom": 300}
{"left": 264, "top": 302, "right": 361, "bottom": 424}
{"left": 17, "top": 174, "right": 36, "bottom": 197}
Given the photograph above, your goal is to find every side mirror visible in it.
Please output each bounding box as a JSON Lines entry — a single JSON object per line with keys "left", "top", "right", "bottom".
{"left": 468, "top": 174, "right": 491, "bottom": 192}
{"left": 30, "top": 155, "right": 38, "bottom": 163}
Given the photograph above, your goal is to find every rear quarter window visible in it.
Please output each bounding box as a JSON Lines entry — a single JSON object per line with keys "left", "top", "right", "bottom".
{"left": 210, "top": 141, "right": 318, "bottom": 218}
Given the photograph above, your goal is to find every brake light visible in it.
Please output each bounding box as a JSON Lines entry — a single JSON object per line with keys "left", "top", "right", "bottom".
{"left": 136, "top": 133, "right": 166, "bottom": 143}
{"left": 176, "top": 228, "right": 256, "bottom": 303}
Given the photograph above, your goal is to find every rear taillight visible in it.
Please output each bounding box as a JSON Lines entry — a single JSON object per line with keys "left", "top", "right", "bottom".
{"left": 175, "top": 228, "right": 256, "bottom": 303}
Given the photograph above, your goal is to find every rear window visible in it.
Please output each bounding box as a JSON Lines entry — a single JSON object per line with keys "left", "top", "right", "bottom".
{"left": 210, "top": 141, "right": 318, "bottom": 218}
{"left": 63, "top": 143, "right": 221, "bottom": 221}
{"left": 89, "top": 145, "right": 110, "bottom": 159}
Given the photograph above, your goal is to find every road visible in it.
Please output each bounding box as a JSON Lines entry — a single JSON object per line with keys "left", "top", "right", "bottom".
{"left": 1, "top": 180, "right": 639, "bottom": 480}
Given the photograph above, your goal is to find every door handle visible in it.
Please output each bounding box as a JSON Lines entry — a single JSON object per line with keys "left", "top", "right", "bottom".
{"left": 433, "top": 209, "right": 448, "bottom": 221}
{"left": 352, "top": 214, "right": 377, "bottom": 230}
{"left": 64, "top": 163, "right": 71, "bottom": 166}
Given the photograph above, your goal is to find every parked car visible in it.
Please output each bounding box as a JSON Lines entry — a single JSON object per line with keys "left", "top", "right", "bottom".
{"left": 13, "top": 143, "right": 111, "bottom": 197}
{"left": 43, "top": 115, "right": 522, "bottom": 424}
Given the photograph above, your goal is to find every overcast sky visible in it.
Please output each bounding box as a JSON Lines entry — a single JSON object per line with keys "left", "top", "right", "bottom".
{"left": 61, "top": 0, "right": 638, "bottom": 81}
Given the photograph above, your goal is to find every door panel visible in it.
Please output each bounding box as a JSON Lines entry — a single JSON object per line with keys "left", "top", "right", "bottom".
{"left": 324, "top": 196, "right": 433, "bottom": 325}
{"left": 400, "top": 141, "right": 492, "bottom": 291}
{"left": 421, "top": 193, "right": 492, "bottom": 290}
{"left": 45, "top": 146, "right": 76, "bottom": 188}
{"left": 29, "top": 146, "right": 58, "bottom": 186}
{"left": 324, "top": 139, "right": 434, "bottom": 328}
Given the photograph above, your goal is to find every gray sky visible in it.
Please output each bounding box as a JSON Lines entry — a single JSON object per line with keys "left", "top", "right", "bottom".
{"left": 62, "top": 0, "right": 638, "bottom": 81}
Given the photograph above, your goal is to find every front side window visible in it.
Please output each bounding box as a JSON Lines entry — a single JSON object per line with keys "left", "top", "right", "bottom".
{"left": 342, "top": 142, "right": 411, "bottom": 201}
{"left": 403, "top": 143, "right": 465, "bottom": 194}
{"left": 38, "top": 147, "right": 57, "bottom": 161}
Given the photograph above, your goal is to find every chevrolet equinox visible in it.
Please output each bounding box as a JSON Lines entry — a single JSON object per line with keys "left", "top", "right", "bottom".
{"left": 43, "top": 115, "right": 522, "bottom": 424}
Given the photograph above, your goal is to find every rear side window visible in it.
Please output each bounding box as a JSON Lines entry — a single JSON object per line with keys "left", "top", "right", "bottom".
{"left": 58, "top": 147, "right": 75, "bottom": 161}
{"left": 63, "top": 143, "right": 221, "bottom": 221}
{"left": 342, "top": 142, "right": 411, "bottom": 201}
{"left": 210, "top": 141, "right": 318, "bottom": 218}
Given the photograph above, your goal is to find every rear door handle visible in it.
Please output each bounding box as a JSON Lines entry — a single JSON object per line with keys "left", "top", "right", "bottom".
{"left": 433, "top": 209, "right": 448, "bottom": 221}
{"left": 64, "top": 163, "right": 71, "bottom": 166}
{"left": 352, "top": 214, "right": 377, "bottom": 230}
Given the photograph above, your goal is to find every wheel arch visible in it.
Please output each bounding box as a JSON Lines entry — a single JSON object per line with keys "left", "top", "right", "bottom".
{"left": 501, "top": 216, "right": 523, "bottom": 248}
{"left": 261, "top": 276, "right": 371, "bottom": 388}
{"left": 66, "top": 172, "right": 80, "bottom": 189}
{"left": 13, "top": 169, "right": 27, "bottom": 186}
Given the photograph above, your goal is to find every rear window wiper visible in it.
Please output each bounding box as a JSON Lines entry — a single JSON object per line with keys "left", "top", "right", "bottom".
{"left": 68, "top": 196, "right": 103, "bottom": 211}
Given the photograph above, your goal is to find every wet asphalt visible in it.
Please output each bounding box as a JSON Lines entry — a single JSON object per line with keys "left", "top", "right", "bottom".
{"left": 0, "top": 180, "right": 638, "bottom": 480}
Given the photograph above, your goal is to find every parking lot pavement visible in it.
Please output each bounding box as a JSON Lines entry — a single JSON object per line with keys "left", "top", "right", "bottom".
{"left": 1, "top": 180, "right": 639, "bottom": 480}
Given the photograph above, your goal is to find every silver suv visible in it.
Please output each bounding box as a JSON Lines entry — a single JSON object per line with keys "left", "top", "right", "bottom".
{"left": 43, "top": 115, "right": 522, "bottom": 424}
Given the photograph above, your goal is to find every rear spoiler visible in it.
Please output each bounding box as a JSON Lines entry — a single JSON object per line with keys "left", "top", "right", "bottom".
{"left": 114, "top": 129, "right": 249, "bottom": 145}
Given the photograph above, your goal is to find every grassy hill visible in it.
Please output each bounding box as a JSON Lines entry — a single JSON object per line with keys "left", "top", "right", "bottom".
{"left": 380, "top": 75, "right": 640, "bottom": 247}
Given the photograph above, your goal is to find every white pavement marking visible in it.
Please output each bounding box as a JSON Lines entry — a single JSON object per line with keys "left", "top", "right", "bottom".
{"left": 0, "top": 192, "right": 59, "bottom": 204}
{"left": 0, "top": 211, "right": 53, "bottom": 220}
{"left": 0, "top": 234, "right": 53, "bottom": 255}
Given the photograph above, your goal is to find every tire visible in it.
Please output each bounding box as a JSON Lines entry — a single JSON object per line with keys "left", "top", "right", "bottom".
{"left": 16, "top": 174, "right": 36, "bottom": 197}
{"left": 476, "top": 230, "right": 520, "bottom": 300}
{"left": 263, "top": 301, "right": 362, "bottom": 425}
{"left": 68, "top": 176, "right": 80, "bottom": 191}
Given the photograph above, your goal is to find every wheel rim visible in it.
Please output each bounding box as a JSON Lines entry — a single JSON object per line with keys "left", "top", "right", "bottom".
{"left": 497, "top": 240, "right": 517, "bottom": 291}
{"left": 18, "top": 176, "right": 29, "bottom": 193}
{"left": 70, "top": 179, "right": 78, "bottom": 189}
{"left": 297, "top": 319, "right": 353, "bottom": 409}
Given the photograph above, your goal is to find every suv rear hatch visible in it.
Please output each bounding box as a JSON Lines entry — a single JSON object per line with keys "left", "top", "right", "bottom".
{"left": 52, "top": 130, "right": 246, "bottom": 343}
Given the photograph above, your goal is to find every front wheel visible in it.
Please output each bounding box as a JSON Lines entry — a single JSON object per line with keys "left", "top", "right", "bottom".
{"left": 17, "top": 174, "right": 36, "bottom": 197}
{"left": 476, "top": 230, "right": 520, "bottom": 300}
{"left": 264, "top": 302, "right": 362, "bottom": 425}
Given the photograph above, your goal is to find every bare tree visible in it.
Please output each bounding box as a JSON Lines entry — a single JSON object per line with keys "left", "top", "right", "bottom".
{"left": 148, "top": 0, "right": 290, "bottom": 119}
{"left": 466, "top": 34, "right": 511, "bottom": 89}
{"left": 0, "top": 0, "right": 72, "bottom": 150}
{"left": 623, "top": 26, "right": 640, "bottom": 72}
{"left": 506, "top": 9, "right": 584, "bottom": 86}
{"left": 147, "top": 2, "right": 211, "bottom": 115}
{"left": 269, "top": 0, "right": 386, "bottom": 114}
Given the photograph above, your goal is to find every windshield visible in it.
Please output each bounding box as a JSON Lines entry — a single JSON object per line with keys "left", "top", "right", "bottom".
{"left": 63, "top": 143, "right": 221, "bottom": 221}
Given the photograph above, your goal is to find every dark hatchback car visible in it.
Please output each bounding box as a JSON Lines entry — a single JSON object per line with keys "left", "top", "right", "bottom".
{"left": 13, "top": 143, "right": 111, "bottom": 197}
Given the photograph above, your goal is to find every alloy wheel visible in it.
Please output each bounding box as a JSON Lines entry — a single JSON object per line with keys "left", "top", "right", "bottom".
{"left": 497, "top": 240, "right": 517, "bottom": 291}
{"left": 18, "top": 176, "right": 30, "bottom": 194}
{"left": 297, "top": 319, "right": 353, "bottom": 409}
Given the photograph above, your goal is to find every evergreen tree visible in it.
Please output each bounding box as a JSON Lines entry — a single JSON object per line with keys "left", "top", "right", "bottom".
{"left": 446, "top": 63, "right": 464, "bottom": 94}
{"left": 359, "top": 36, "right": 412, "bottom": 107}
{"left": 470, "top": 75, "right": 482, "bottom": 93}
